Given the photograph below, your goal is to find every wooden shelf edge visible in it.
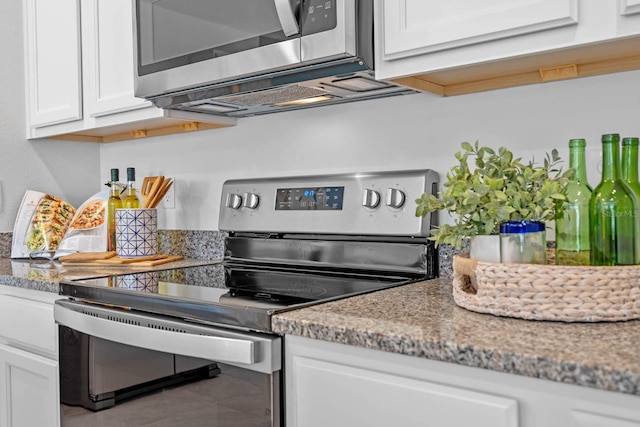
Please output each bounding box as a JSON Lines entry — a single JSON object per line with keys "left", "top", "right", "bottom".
{"left": 391, "top": 54, "right": 640, "bottom": 98}
{"left": 47, "top": 121, "right": 234, "bottom": 143}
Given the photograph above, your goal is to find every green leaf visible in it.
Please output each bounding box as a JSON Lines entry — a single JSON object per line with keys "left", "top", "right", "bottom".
{"left": 461, "top": 141, "right": 474, "bottom": 152}
{"left": 413, "top": 141, "right": 568, "bottom": 244}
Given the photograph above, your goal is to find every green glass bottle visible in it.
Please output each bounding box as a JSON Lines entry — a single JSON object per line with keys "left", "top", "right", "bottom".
{"left": 589, "top": 134, "right": 639, "bottom": 265}
{"left": 621, "top": 137, "right": 640, "bottom": 262}
{"left": 621, "top": 137, "right": 640, "bottom": 198}
{"left": 122, "top": 167, "right": 141, "bottom": 208}
{"left": 107, "top": 168, "right": 123, "bottom": 252}
{"left": 555, "top": 139, "right": 592, "bottom": 265}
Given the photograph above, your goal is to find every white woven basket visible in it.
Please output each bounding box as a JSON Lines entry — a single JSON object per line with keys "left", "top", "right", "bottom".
{"left": 452, "top": 252, "right": 640, "bottom": 322}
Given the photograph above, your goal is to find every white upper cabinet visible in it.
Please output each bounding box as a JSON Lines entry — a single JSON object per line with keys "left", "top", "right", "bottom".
{"left": 23, "top": 0, "right": 82, "bottom": 129}
{"left": 83, "top": 0, "right": 150, "bottom": 118}
{"left": 23, "top": 0, "right": 235, "bottom": 142}
{"left": 382, "top": 0, "right": 578, "bottom": 61}
{"left": 376, "top": 0, "right": 640, "bottom": 95}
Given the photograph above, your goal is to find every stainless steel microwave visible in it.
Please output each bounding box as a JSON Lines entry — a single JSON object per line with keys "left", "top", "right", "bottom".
{"left": 133, "top": 0, "right": 416, "bottom": 117}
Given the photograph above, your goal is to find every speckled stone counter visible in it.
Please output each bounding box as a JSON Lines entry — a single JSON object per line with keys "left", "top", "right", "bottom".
{"left": 0, "top": 230, "right": 226, "bottom": 293}
{"left": 272, "top": 277, "right": 640, "bottom": 396}
{"left": 0, "top": 258, "right": 223, "bottom": 294}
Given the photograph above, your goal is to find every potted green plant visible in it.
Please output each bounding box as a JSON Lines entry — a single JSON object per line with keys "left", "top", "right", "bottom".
{"left": 415, "top": 141, "right": 571, "bottom": 261}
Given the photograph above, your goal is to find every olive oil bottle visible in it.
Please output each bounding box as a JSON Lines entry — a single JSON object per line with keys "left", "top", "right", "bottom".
{"left": 122, "top": 167, "right": 141, "bottom": 208}
{"left": 106, "top": 168, "right": 122, "bottom": 252}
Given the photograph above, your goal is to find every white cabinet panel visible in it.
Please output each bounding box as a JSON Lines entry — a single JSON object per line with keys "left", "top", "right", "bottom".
{"left": 621, "top": 0, "right": 640, "bottom": 16}
{"left": 24, "top": 0, "right": 82, "bottom": 128}
{"left": 285, "top": 335, "right": 640, "bottom": 427}
{"left": 573, "top": 410, "right": 640, "bottom": 427}
{"left": 0, "top": 344, "right": 59, "bottom": 427}
{"left": 23, "top": 0, "right": 234, "bottom": 142}
{"left": 0, "top": 295, "right": 57, "bottom": 356}
{"left": 383, "top": 0, "right": 578, "bottom": 60}
{"left": 291, "top": 355, "right": 518, "bottom": 427}
{"left": 84, "top": 0, "right": 150, "bottom": 117}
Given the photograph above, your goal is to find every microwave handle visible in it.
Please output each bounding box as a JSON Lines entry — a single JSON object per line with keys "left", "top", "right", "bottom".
{"left": 274, "top": 0, "right": 300, "bottom": 36}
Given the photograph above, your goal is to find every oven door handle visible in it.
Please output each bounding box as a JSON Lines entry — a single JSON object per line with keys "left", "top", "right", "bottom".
{"left": 54, "top": 301, "right": 259, "bottom": 365}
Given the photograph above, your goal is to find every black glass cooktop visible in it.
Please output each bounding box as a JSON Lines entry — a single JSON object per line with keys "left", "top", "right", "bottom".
{"left": 59, "top": 263, "right": 415, "bottom": 332}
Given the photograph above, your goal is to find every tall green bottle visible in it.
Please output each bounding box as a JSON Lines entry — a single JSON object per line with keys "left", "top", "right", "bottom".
{"left": 621, "top": 136, "right": 640, "bottom": 261}
{"left": 621, "top": 137, "right": 640, "bottom": 198}
{"left": 589, "top": 134, "right": 639, "bottom": 265}
{"left": 555, "top": 139, "right": 592, "bottom": 265}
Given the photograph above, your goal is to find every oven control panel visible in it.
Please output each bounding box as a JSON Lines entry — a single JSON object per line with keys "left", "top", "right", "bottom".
{"left": 219, "top": 169, "right": 439, "bottom": 237}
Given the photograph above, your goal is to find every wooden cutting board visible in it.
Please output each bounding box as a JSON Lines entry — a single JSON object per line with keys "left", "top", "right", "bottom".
{"left": 60, "top": 253, "right": 183, "bottom": 267}
{"left": 58, "top": 251, "right": 116, "bottom": 262}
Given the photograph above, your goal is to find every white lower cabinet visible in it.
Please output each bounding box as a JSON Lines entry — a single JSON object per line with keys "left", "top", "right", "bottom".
{"left": 0, "top": 290, "right": 61, "bottom": 427}
{"left": 290, "top": 355, "right": 517, "bottom": 427}
{"left": 0, "top": 345, "right": 59, "bottom": 427}
{"left": 284, "top": 335, "right": 640, "bottom": 427}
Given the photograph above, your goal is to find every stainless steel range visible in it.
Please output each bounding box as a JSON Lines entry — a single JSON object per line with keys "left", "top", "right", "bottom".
{"left": 56, "top": 169, "right": 439, "bottom": 427}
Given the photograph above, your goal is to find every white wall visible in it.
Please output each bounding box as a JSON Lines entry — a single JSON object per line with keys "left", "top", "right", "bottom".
{"left": 1, "top": 0, "right": 637, "bottom": 235}
{"left": 100, "top": 70, "right": 640, "bottom": 231}
{"left": 0, "top": 0, "right": 100, "bottom": 232}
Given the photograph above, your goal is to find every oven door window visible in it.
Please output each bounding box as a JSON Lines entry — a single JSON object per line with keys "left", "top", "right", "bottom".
{"left": 136, "top": 0, "right": 302, "bottom": 75}
{"left": 61, "top": 360, "right": 279, "bottom": 426}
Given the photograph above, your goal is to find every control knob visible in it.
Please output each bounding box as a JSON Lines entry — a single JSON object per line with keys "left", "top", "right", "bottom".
{"left": 361, "top": 189, "right": 381, "bottom": 208}
{"left": 225, "top": 193, "right": 242, "bottom": 209}
{"left": 243, "top": 192, "right": 260, "bottom": 209}
{"left": 386, "top": 188, "right": 406, "bottom": 208}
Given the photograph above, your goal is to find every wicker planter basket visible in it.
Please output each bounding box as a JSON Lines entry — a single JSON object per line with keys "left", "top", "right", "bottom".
{"left": 452, "top": 251, "right": 640, "bottom": 322}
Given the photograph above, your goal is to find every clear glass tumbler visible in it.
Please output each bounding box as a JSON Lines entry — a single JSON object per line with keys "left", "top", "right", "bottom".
{"left": 500, "top": 221, "right": 546, "bottom": 264}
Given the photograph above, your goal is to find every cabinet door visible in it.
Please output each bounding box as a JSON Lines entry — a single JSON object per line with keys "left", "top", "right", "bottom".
{"left": 382, "top": 0, "right": 578, "bottom": 61}
{"left": 0, "top": 344, "right": 59, "bottom": 427}
{"left": 621, "top": 0, "right": 640, "bottom": 15}
{"left": 289, "top": 356, "right": 518, "bottom": 427}
{"left": 83, "top": 0, "right": 151, "bottom": 117}
{"left": 23, "top": 0, "right": 82, "bottom": 128}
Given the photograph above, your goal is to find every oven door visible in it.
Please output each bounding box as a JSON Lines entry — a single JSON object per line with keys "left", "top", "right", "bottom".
{"left": 55, "top": 299, "right": 282, "bottom": 426}
{"left": 134, "top": 0, "right": 303, "bottom": 98}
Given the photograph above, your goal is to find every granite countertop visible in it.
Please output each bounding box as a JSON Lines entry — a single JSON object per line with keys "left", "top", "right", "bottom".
{"left": 4, "top": 245, "right": 639, "bottom": 397}
{"left": 272, "top": 277, "right": 640, "bottom": 396}
{"left": 0, "top": 258, "right": 221, "bottom": 293}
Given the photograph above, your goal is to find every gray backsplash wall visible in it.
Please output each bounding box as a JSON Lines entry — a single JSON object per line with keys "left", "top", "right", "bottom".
{"left": 0, "top": 230, "right": 227, "bottom": 261}
{"left": 2, "top": 230, "right": 467, "bottom": 277}
{"left": 100, "top": 70, "right": 640, "bottom": 233}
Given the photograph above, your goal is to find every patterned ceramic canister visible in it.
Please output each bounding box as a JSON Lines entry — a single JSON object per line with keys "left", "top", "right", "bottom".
{"left": 117, "top": 271, "right": 159, "bottom": 292}
{"left": 115, "top": 208, "right": 158, "bottom": 257}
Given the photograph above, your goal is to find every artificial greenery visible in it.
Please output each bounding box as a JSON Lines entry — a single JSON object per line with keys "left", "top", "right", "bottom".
{"left": 415, "top": 141, "right": 571, "bottom": 249}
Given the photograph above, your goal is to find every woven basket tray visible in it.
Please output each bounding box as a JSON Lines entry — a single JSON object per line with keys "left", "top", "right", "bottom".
{"left": 452, "top": 251, "right": 640, "bottom": 322}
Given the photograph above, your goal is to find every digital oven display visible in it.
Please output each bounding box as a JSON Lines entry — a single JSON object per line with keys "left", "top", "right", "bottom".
{"left": 275, "top": 186, "right": 344, "bottom": 210}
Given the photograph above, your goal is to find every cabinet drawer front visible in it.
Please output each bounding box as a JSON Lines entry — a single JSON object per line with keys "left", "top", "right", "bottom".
{"left": 383, "top": 0, "right": 578, "bottom": 60}
{"left": 0, "top": 295, "right": 57, "bottom": 356}
{"left": 292, "top": 356, "right": 518, "bottom": 427}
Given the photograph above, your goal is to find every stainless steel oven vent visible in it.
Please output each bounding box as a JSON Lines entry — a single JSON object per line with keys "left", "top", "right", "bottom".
{"left": 216, "top": 85, "right": 329, "bottom": 106}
